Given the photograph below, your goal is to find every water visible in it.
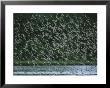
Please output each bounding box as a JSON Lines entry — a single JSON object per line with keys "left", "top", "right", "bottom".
{"left": 14, "top": 65, "right": 97, "bottom": 75}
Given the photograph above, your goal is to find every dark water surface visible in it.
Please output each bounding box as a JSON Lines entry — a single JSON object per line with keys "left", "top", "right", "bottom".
{"left": 14, "top": 65, "right": 97, "bottom": 75}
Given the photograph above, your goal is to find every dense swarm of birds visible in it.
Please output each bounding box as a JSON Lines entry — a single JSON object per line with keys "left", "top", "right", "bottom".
{"left": 14, "top": 13, "right": 97, "bottom": 66}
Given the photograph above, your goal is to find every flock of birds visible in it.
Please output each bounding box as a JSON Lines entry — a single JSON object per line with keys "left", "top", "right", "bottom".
{"left": 14, "top": 13, "right": 97, "bottom": 66}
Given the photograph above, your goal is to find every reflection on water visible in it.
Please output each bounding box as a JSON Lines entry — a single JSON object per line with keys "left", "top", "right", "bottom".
{"left": 14, "top": 65, "right": 97, "bottom": 75}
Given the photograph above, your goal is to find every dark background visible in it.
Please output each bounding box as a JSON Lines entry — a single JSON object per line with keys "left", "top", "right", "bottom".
{"left": 14, "top": 13, "right": 97, "bottom": 66}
